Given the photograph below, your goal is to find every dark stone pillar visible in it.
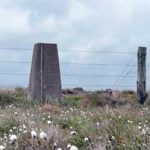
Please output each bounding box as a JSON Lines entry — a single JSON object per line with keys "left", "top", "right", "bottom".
{"left": 28, "top": 43, "right": 62, "bottom": 102}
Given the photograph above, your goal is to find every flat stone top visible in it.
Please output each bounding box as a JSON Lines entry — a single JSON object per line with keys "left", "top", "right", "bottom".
{"left": 35, "top": 43, "right": 57, "bottom": 46}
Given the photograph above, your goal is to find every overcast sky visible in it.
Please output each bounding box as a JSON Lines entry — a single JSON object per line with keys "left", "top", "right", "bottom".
{"left": 0, "top": 0, "right": 150, "bottom": 90}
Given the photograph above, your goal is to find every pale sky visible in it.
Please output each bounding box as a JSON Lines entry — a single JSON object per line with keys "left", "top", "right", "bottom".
{"left": 0, "top": 0, "right": 150, "bottom": 90}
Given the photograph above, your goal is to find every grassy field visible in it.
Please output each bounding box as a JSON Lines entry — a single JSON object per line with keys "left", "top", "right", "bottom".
{"left": 0, "top": 88, "right": 149, "bottom": 150}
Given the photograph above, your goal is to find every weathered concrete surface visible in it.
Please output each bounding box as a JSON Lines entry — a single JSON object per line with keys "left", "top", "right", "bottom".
{"left": 28, "top": 43, "right": 62, "bottom": 102}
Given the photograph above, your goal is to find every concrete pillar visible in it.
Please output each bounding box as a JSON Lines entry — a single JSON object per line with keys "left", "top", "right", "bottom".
{"left": 28, "top": 43, "right": 62, "bottom": 102}
{"left": 137, "top": 47, "right": 147, "bottom": 104}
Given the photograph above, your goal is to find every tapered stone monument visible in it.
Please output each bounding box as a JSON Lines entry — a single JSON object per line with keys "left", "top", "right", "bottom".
{"left": 28, "top": 43, "right": 62, "bottom": 102}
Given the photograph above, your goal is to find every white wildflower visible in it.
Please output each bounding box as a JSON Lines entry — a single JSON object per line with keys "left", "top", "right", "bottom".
{"left": 27, "top": 113, "right": 30, "bottom": 116}
{"left": 67, "top": 144, "right": 78, "bottom": 150}
{"left": 9, "top": 104, "right": 13, "bottom": 108}
{"left": 70, "top": 147, "right": 77, "bottom": 150}
{"left": 23, "top": 124, "right": 27, "bottom": 129}
{"left": 47, "top": 120, "right": 52, "bottom": 125}
{"left": 39, "top": 131, "right": 47, "bottom": 140}
{"left": 0, "top": 145, "right": 5, "bottom": 150}
{"left": 13, "top": 126, "right": 17, "bottom": 130}
{"left": 70, "top": 108, "right": 74, "bottom": 112}
{"left": 141, "top": 129, "right": 146, "bottom": 135}
{"left": 128, "top": 120, "right": 132, "bottom": 123}
{"left": 19, "top": 128, "right": 23, "bottom": 132}
{"left": 31, "top": 130, "right": 37, "bottom": 139}
{"left": 53, "top": 142, "right": 57, "bottom": 147}
{"left": 112, "top": 136, "right": 115, "bottom": 140}
{"left": 70, "top": 131, "right": 77, "bottom": 135}
{"left": 84, "top": 137, "right": 89, "bottom": 142}
{"left": 96, "top": 122, "right": 100, "bottom": 126}
{"left": 138, "top": 126, "right": 142, "bottom": 130}
{"left": 143, "top": 107, "right": 148, "bottom": 111}
{"left": 70, "top": 126, "right": 73, "bottom": 130}
{"left": 9, "top": 134, "right": 17, "bottom": 144}
{"left": 14, "top": 112, "right": 18, "bottom": 116}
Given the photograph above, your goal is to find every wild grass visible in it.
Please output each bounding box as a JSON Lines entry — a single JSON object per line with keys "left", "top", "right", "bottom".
{"left": 0, "top": 89, "right": 149, "bottom": 149}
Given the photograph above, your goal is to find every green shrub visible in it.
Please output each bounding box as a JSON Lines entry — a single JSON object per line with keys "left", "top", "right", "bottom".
{"left": 69, "top": 133, "right": 89, "bottom": 150}
{"left": 85, "top": 93, "right": 107, "bottom": 107}
{"left": 61, "top": 96, "right": 82, "bottom": 107}
{"left": 0, "top": 89, "right": 38, "bottom": 108}
{"left": 0, "top": 117, "right": 19, "bottom": 135}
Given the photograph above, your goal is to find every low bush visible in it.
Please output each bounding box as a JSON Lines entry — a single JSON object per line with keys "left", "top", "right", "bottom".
{"left": 61, "top": 96, "right": 82, "bottom": 107}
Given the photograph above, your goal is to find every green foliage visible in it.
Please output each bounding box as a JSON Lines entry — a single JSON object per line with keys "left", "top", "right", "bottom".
{"left": 0, "top": 89, "right": 150, "bottom": 149}
{"left": 0, "top": 117, "right": 19, "bottom": 135}
{"left": 0, "top": 92, "right": 15, "bottom": 106}
{"left": 69, "top": 133, "right": 89, "bottom": 150}
{"left": 57, "top": 116, "right": 84, "bottom": 130}
{"left": 0, "top": 88, "right": 27, "bottom": 106}
{"left": 86, "top": 93, "right": 108, "bottom": 106}
{"left": 0, "top": 88, "right": 38, "bottom": 109}
{"left": 61, "top": 96, "right": 82, "bottom": 107}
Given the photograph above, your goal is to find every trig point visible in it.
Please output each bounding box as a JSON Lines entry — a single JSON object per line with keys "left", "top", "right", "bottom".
{"left": 28, "top": 43, "right": 62, "bottom": 102}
